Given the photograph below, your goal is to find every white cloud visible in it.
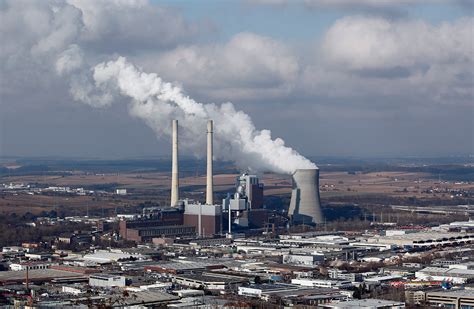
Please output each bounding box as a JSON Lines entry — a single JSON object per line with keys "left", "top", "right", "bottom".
{"left": 150, "top": 32, "right": 299, "bottom": 100}
{"left": 1, "top": 0, "right": 472, "bottom": 158}
{"left": 302, "top": 16, "right": 474, "bottom": 106}
{"left": 0, "top": 0, "right": 203, "bottom": 99}
{"left": 0, "top": 1, "right": 84, "bottom": 96}
{"left": 322, "top": 16, "right": 473, "bottom": 71}
{"left": 249, "top": 0, "right": 448, "bottom": 10}
{"left": 67, "top": 0, "right": 198, "bottom": 52}
{"left": 247, "top": 0, "right": 469, "bottom": 18}
{"left": 304, "top": 0, "right": 442, "bottom": 8}
{"left": 55, "top": 44, "right": 84, "bottom": 75}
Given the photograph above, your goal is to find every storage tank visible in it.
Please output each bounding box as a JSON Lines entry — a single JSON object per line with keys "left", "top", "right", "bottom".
{"left": 288, "top": 168, "right": 324, "bottom": 224}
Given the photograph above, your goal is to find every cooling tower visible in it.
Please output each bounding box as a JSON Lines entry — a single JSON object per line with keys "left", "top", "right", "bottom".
{"left": 288, "top": 168, "right": 324, "bottom": 224}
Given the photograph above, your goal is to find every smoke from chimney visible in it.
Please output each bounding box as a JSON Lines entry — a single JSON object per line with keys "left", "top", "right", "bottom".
{"left": 74, "top": 57, "right": 316, "bottom": 174}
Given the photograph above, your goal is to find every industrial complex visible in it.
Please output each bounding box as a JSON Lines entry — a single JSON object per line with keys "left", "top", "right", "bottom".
{"left": 119, "top": 119, "right": 325, "bottom": 242}
{"left": 1, "top": 121, "right": 473, "bottom": 308}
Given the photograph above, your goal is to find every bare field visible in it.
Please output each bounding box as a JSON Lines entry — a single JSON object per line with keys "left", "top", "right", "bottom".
{"left": 1, "top": 170, "right": 472, "bottom": 215}
{"left": 0, "top": 194, "right": 156, "bottom": 215}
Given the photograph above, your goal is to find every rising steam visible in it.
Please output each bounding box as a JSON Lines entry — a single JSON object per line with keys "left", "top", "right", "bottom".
{"left": 74, "top": 57, "right": 316, "bottom": 174}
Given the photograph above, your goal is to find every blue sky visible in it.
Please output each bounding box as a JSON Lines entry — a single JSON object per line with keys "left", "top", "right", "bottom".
{"left": 157, "top": 0, "right": 471, "bottom": 41}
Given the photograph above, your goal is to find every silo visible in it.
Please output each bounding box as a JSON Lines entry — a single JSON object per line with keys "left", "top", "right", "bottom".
{"left": 288, "top": 168, "right": 324, "bottom": 224}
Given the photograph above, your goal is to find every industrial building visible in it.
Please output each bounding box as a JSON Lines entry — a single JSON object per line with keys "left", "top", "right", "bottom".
{"left": 183, "top": 200, "right": 222, "bottom": 237}
{"left": 89, "top": 274, "right": 127, "bottom": 288}
{"left": 367, "top": 231, "right": 474, "bottom": 248}
{"left": 282, "top": 253, "right": 325, "bottom": 266}
{"left": 222, "top": 174, "right": 264, "bottom": 212}
{"left": 121, "top": 225, "right": 196, "bottom": 242}
{"left": 222, "top": 172, "right": 265, "bottom": 231}
{"left": 119, "top": 119, "right": 222, "bottom": 241}
{"left": 238, "top": 284, "right": 350, "bottom": 306}
{"left": 118, "top": 118, "right": 322, "bottom": 243}
{"left": 238, "top": 284, "right": 300, "bottom": 299}
{"left": 180, "top": 120, "right": 224, "bottom": 236}
{"left": 118, "top": 207, "right": 189, "bottom": 242}
{"left": 144, "top": 260, "right": 227, "bottom": 274}
{"left": 425, "top": 290, "right": 474, "bottom": 308}
{"left": 415, "top": 266, "right": 474, "bottom": 284}
{"left": 0, "top": 269, "right": 88, "bottom": 285}
{"left": 320, "top": 299, "right": 406, "bottom": 309}
{"left": 170, "top": 272, "right": 249, "bottom": 291}
{"left": 291, "top": 278, "right": 353, "bottom": 289}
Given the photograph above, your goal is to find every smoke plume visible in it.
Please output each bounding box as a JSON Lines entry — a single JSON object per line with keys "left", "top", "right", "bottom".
{"left": 74, "top": 57, "right": 316, "bottom": 174}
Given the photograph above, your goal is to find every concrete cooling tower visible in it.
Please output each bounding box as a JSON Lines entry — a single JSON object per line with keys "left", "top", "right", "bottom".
{"left": 288, "top": 168, "right": 324, "bottom": 224}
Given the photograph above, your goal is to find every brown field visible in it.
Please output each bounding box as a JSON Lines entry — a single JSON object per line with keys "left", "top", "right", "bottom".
{"left": 1, "top": 170, "right": 472, "bottom": 215}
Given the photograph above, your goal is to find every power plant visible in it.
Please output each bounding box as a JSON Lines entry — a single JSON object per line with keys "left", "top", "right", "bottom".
{"left": 120, "top": 119, "right": 324, "bottom": 242}
{"left": 288, "top": 168, "right": 324, "bottom": 224}
{"left": 183, "top": 120, "right": 222, "bottom": 237}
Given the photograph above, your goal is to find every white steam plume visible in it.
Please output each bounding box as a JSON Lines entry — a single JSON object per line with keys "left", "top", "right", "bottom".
{"left": 76, "top": 57, "right": 316, "bottom": 174}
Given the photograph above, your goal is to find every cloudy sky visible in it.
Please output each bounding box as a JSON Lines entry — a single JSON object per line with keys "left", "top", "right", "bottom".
{"left": 0, "top": 0, "right": 472, "bottom": 160}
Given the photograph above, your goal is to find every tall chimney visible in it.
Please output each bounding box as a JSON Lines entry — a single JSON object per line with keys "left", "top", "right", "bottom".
{"left": 206, "top": 120, "right": 214, "bottom": 205}
{"left": 170, "top": 120, "right": 179, "bottom": 206}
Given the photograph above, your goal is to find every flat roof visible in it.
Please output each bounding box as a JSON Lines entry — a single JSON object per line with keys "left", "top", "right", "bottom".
{"left": 323, "top": 298, "right": 405, "bottom": 308}
{"left": 242, "top": 283, "right": 300, "bottom": 291}
{"left": 83, "top": 251, "right": 143, "bottom": 261}
{"left": 364, "top": 275, "right": 403, "bottom": 282}
{"left": 372, "top": 232, "right": 474, "bottom": 243}
{"left": 90, "top": 273, "right": 123, "bottom": 279}
{"left": 173, "top": 272, "right": 249, "bottom": 284}
{"left": 427, "top": 289, "right": 474, "bottom": 297}
{"left": 418, "top": 267, "right": 474, "bottom": 278}
{"left": 0, "top": 269, "right": 87, "bottom": 283}
{"left": 74, "top": 290, "right": 178, "bottom": 306}
{"left": 115, "top": 290, "right": 178, "bottom": 305}
{"left": 271, "top": 287, "right": 343, "bottom": 298}
{"left": 146, "top": 261, "right": 223, "bottom": 271}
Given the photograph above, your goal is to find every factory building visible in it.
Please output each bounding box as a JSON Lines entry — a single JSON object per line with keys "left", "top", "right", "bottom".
{"left": 237, "top": 173, "right": 264, "bottom": 209}
{"left": 415, "top": 266, "right": 474, "bottom": 284}
{"left": 321, "top": 299, "right": 406, "bottom": 309}
{"left": 223, "top": 174, "right": 264, "bottom": 211}
{"left": 171, "top": 272, "right": 249, "bottom": 291}
{"left": 119, "top": 207, "right": 185, "bottom": 241}
{"left": 425, "top": 290, "right": 474, "bottom": 308}
{"left": 122, "top": 225, "right": 196, "bottom": 242}
{"left": 119, "top": 118, "right": 317, "bottom": 241}
{"left": 367, "top": 231, "right": 474, "bottom": 248}
{"left": 222, "top": 173, "right": 267, "bottom": 231}
{"left": 183, "top": 200, "right": 222, "bottom": 237}
{"left": 182, "top": 120, "right": 223, "bottom": 237}
{"left": 119, "top": 119, "right": 223, "bottom": 241}
{"left": 288, "top": 168, "right": 324, "bottom": 224}
{"left": 89, "top": 274, "right": 127, "bottom": 288}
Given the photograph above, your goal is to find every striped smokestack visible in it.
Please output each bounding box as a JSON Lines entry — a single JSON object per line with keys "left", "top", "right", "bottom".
{"left": 170, "top": 119, "right": 179, "bottom": 206}
{"left": 206, "top": 120, "right": 214, "bottom": 205}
